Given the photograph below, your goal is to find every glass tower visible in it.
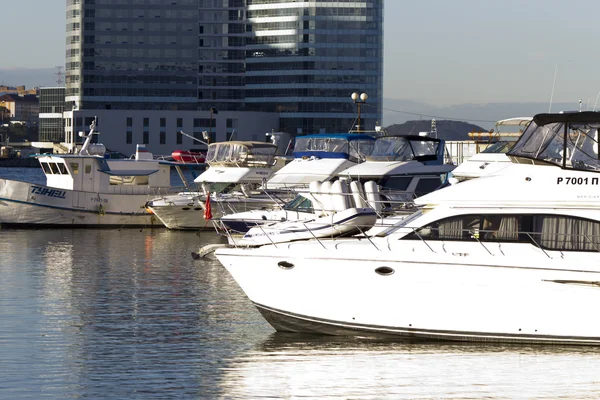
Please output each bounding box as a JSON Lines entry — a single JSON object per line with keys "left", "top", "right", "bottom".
{"left": 65, "top": 0, "right": 383, "bottom": 134}
{"left": 245, "top": 0, "right": 384, "bottom": 134}
{"left": 66, "top": 0, "right": 199, "bottom": 111}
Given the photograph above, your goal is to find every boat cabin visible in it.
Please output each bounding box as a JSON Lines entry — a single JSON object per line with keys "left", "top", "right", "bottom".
{"left": 292, "top": 133, "right": 376, "bottom": 163}
{"left": 267, "top": 134, "right": 377, "bottom": 188}
{"left": 339, "top": 135, "right": 455, "bottom": 201}
{"left": 194, "top": 141, "right": 283, "bottom": 186}
{"left": 365, "top": 135, "right": 446, "bottom": 164}
{"left": 508, "top": 111, "right": 600, "bottom": 171}
{"left": 205, "top": 141, "right": 278, "bottom": 168}
{"left": 37, "top": 154, "right": 175, "bottom": 194}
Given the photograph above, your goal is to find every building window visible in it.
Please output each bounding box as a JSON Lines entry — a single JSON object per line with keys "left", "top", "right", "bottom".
{"left": 143, "top": 118, "right": 149, "bottom": 128}
{"left": 176, "top": 131, "right": 183, "bottom": 145}
{"left": 160, "top": 131, "right": 166, "bottom": 144}
{"left": 177, "top": 118, "right": 183, "bottom": 128}
{"left": 126, "top": 131, "right": 132, "bottom": 144}
{"left": 143, "top": 131, "right": 149, "bottom": 144}
{"left": 127, "top": 117, "right": 132, "bottom": 127}
{"left": 160, "top": 118, "right": 166, "bottom": 127}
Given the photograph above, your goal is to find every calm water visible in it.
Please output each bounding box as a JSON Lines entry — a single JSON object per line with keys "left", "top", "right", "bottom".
{"left": 2, "top": 168, "right": 600, "bottom": 399}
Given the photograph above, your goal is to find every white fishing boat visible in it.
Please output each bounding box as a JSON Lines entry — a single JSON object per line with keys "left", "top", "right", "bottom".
{"left": 0, "top": 120, "right": 201, "bottom": 227}
{"left": 215, "top": 111, "right": 600, "bottom": 345}
{"left": 146, "top": 141, "right": 289, "bottom": 230}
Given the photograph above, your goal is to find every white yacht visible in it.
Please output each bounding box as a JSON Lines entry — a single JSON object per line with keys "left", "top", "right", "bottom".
{"left": 450, "top": 117, "right": 532, "bottom": 182}
{"left": 0, "top": 121, "right": 199, "bottom": 228}
{"left": 215, "top": 112, "right": 600, "bottom": 345}
{"left": 264, "top": 133, "right": 377, "bottom": 189}
{"left": 146, "top": 141, "right": 288, "bottom": 230}
{"left": 217, "top": 135, "right": 454, "bottom": 236}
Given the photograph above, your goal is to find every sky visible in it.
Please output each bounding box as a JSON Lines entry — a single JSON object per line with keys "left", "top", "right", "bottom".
{"left": 1, "top": 0, "right": 600, "bottom": 108}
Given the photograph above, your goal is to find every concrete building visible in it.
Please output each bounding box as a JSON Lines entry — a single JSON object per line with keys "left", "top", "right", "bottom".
{"left": 64, "top": 0, "right": 383, "bottom": 155}
{"left": 0, "top": 93, "right": 39, "bottom": 125}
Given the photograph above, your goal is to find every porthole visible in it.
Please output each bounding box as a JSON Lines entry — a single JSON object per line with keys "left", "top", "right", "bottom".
{"left": 278, "top": 261, "right": 294, "bottom": 270}
{"left": 375, "top": 266, "right": 394, "bottom": 276}
{"left": 181, "top": 207, "right": 191, "bottom": 211}
{"left": 193, "top": 207, "right": 202, "bottom": 211}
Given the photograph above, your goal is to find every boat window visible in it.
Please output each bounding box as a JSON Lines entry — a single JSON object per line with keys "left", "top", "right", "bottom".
{"left": 70, "top": 162, "right": 79, "bottom": 175}
{"left": 283, "top": 194, "right": 313, "bottom": 213}
{"left": 410, "top": 140, "right": 438, "bottom": 158}
{"left": 359, "top": 176, "right": 412, "bottom": 191}
{"left": 533, "top": 215, "right": 600, "bottom": 251}
{"left": 292, "top": 136, "right": 374, "bottom": 162}
{"left": 49, "top": 163, "right": 60, "bottom": 175}
{"left": 40, "top": 162, "right": 52, "bottom": 174}
{"left": 367, "top": 137, "right": 438, "bottom": 161}
{"left": 510, "top": 119, "right": 600, "bottom": 171}
{"left": 481, "top": 215, "right": 522, "bottom": 240}
{"left": 57, "top": 163, "right": 68, "bottom": 175}
{"left": 404, "top": 214, "right": 524, "bottom": 241}
{"left": 348, "top": 139, "right": 375, "bottom": 162}
{"left": 406, "top": 214, "right": 481, "bottom": 240}
{"left": 109, "top": 175, "right": 150, "bottom": 185}
{"left": 368, "top": 137, "right": 411, "bottom": 161}
{"left": 481, "top": 141, "right": 516, "bottom": 154}
{"left": 414, "top": 178, "right": 444, "bottom": 197}
{"left": 85, "top": 164, "right": 92, "bottom": 174}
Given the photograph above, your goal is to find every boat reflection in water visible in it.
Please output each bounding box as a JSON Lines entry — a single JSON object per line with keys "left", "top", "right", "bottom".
{"left": 2, "top": 228, "right": 600, "bottom": 398}
{"left": 219, "top": 333, "right": 600, "bottom": 399}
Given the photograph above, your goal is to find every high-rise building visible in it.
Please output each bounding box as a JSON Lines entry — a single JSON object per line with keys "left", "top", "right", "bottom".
{"left": 244, "top": 0, "right": 383, "bottom": 134}
{"left": 64, "top": 0, "right": 383, "bottom": 154}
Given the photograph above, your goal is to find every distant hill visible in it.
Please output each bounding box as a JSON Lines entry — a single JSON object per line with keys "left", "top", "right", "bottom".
{"left": 385, "top": 120, "right": 486, "bottom": 141}
{"left": 383, "top": 98, "right": 581, "bottom": 131}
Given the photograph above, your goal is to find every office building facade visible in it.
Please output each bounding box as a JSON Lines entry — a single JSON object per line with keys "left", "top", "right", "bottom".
{"left": 64, "top": 0, "right": 383, "bottom": 153}
{"left": 39, "top": 87, "right": 66, "bottom": 142}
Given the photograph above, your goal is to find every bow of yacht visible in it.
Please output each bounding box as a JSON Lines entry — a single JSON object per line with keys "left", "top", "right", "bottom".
{"left": 215, "top": 111, "right": 600, "bottom": 344}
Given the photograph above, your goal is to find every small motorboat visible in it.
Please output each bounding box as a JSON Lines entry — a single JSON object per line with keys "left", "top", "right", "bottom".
{"left": 231, "top": 180, "right": 378, "bottom": 246}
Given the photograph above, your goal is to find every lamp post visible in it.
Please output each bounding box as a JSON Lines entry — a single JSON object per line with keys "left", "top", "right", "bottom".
{"left": 351, "top": 92, "right": 368, "bottom": 132}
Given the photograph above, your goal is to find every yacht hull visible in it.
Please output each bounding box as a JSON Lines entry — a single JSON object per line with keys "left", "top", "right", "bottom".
{"left": 216, "top": 241, "right": 600, "bottom": 345}
{"left": 0, "top": 179, "right": 162, "bottom": 227}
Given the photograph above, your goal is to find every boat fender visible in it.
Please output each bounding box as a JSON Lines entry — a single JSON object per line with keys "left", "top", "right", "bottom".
{"left": 98, "top": 204, "right": 105, "bottom": 215}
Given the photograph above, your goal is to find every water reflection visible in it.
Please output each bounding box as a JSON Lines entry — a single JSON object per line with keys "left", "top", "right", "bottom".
{"left": 221, "top": 330, "right": 600, "bottom": 399}
{"left": 0, "top": 229, "right": 270, "bottom": 398}
{"left": 1, "top": 229, "right": 600, "bottom": 399}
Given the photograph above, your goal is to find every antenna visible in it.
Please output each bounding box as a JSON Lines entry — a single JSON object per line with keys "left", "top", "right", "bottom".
{"left": 55, "top": 66, "right": 64, "bottom": 86}
{"left": 593, "top": 91, "right": 600, "bottom": 111}
{"left": 548, "top": 64, "right": 558, "bottom": 113}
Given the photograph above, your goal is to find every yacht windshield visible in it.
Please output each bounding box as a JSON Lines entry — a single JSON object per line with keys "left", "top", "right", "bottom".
{"left": 292, "top": 136, "right": 374, "bottom": 162}
{"left": 481, "top": 141, "right": 516, "bottom": 154}
{"left": 509, "top": 113, "right": 600, "bottom": 171}
{"left": 283, "top": 194, "right": 314, "bottom": 212}
{"left": 367, "top": 136, "right": 439, "bottom": 161}
{"left": 206, "top": 142, "right": 276, "bottom": 166}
